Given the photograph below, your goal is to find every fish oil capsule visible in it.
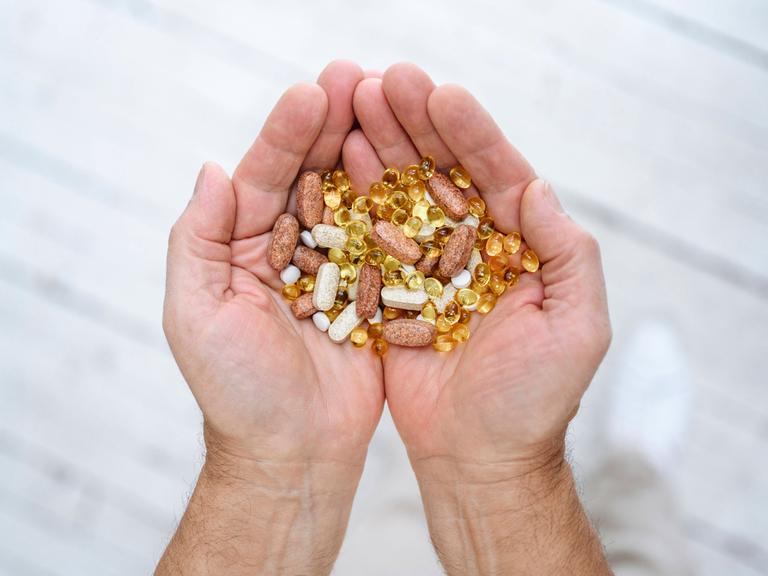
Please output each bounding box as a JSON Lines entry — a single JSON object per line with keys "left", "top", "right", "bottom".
{"left": 350, "top": 326, "right": 368, "bottom": 348}
{"left": 444, "top": 301, "right": 461, "bottom": 325}
{"left": 473, "top": 262, "right": 491, "bottom": 287}
{"left": 388, "top": 190, "right": 408, "bottom": 209}
{"left": 476, "top": 292, "right": 497, "bottom": 314}
{"left": 418, "top": 156, "right": 436, "bottom": 180}
{"left": 383, "top": 306, "right": 401, "bottom": 320}
{"left": 488, "top": 254, "right": 509, "bottom": 273}
{"left": 477, "top": 217, "right": 495, "bottom": 240}
{"left": 408, "top": 180, "right": 426, "bottom": 202}
{"left": 346, "top": 220, "right": 368, "bottom": 238}
{"left": 421, "top": 301, "right": 438, "bottom": 321}
{"left": 281, "top": 283, "right": 301, "bottom": 301}
{"left": 401, "top": 164, "right": 420, "bottom": 186}
{"left": 427, "top": 205, "right": 446, "bottom": 227}
{"left": 340, "top": 262, "right": 358, "bottom": 283}
{"left": 451, "top": 323, "right": 470, "bottom": 343}
{"left": 328, "top": 248, "right": 347, "bottom": 265}
{"left": 485, "top": 232, "right": 504, "bottom": 256}
{"left": 371, "top": 338, "right": 389, "bottom": 356}
{"left": 503, "top": 232, "right": 521, "bottom": 254}
{"left": 324, "top": 187, "right": 342, "bottom": 209}
{"left": 406, "top": 271, "right": 425, "bottom": 290}
{"left": 503, "top": 267, "right": 520, "bottom": 287}
{"left": 435, "top": 314, "right": 452, "bottom": 334}
{"left": 365, "top": 248, "right": 386, "bottom": 266}
{"left": 353, "top": 195, "right": 373, "bottom": 214}
{"left": 521, "top": 249, "right": 540, "bottom": 273}
{"left": 423, "top": 277, "right": 443, "bottom": 298}
{"left": 456, "top": 288, "right": 480, "bottom": 309}
{"left": 459, "top": 308, "right": 472, "bottom": 324}
{"left": 341, "top": 189, "right": 356, "bottom": 209}
{"left": 412, "top": 199, "right": 429, "bottom": 221}
{"left": 468, "top": 196, "right": 486, "bottom": 218}
{"left": 382, "top": 255, "right": 402, "bottom": 272}
{"left": 383, "top": 269, "right": 405, "bottom": 286}
{"left": 489, "top": 272, "right": 507, "bottom": 296}
{"left": 420, "top": 241, "right": 441, "bottom": 258}
{"left": 470, "top": 280, "right": 489, "bottom": 294}
{"left": 376, "top": 203, "right": 395, "bottom": 221}
{"left": 346, "top": 237, "right": 367, "bottom": 256}
{"left": 325, "top": 308, "right": 341, "bottom": 322}
{"left": 368, "top": 322, "right": 384, "bottom": 339}
{"left": 449, "top": 165, "right": 472, "bottom": 189}
{"left": 403, "top": 216, "right": 423, "bottom": 238}
{"left": 333, "top": 286, "right": 349, "bottom": 310}
{"left": 332, "top": 169, "right": 350, "bottom": 191}
{"left": 297, "top": 275, "right": 316, "bottom": 292}
{"left": 370, "top": 182, "right": 389, "bottom": 204}
{"left": 382, "top": 167, "right": 400, "bottom": 188}
{"left": 433, "top": 334, "right": 456, "bottom": 352}
{"left": 391, "top": 208, "right": 409, "bottom": 227}
{"left": 434, "top": 226, "right": 453, "bottom": 246}
{"left": 334, "top": 207, "right": 352, "bottom": 227}
{"left": 320, "top": 169, "right": 334, "bottom": 189}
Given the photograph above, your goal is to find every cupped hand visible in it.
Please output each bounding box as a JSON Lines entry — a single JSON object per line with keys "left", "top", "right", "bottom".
{"left": 342, "top": 63, "right": 611, "bottom": 474}
{"left": 163, "top": 62, "right": 384, "bottom": 467}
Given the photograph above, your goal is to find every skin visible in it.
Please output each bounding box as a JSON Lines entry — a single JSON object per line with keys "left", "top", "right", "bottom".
{"left": 158, "top": 61, "right": 613, "bottom": 575}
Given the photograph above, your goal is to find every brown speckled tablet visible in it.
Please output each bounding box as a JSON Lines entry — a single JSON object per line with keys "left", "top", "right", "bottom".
{"left": 428, "top": 172, "right": 469, "bottom": 220}
{"left": 438, "top": 224, "right": 477, "bottom": 277}
{"left": 383, "top": 319, "right": 436, "bottom": 347}
{"left": 290, "top": 293, "right": 317, "bottom": 319}
{"left": 415, "top": 254, "right": 440, "bottom": 275}
{"left": 292, "top": 246, "right": 328, "bottom": 275}
{"left": 356, "top": 264, "right": 381, "bottom": 319}
{"left": 370, "top": 221, "right": 422, "bottom": 264}
{"left": 296, "top": 171, "right": 323, "bottom": 228}
{"left": 267, "top": 213, "right": 299, "bottom": 270}
{"left": 322, "top": 206, "right": 334, "bottom": 225}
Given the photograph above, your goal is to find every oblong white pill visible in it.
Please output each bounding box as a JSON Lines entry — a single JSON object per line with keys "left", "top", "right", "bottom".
{"left": 461, "top": 214, "right": 480, "bottom": 228}
{"left": 401, "top": 263, "right": 416, "bottom": 275}
{"left": 312, "top": 311, "right": 331, "bottom": 332}
{"left": 328, "top": 301, "right": 364, "bottom": 343}
{"left": 415, "top": 224, "right": 435, "bottom": 243}
{"left": 312, "top": 262, "right": 340, "bottom": 311}
{"left": 279, "top": 264, "right": 301, "bottom": 285}
{"left": 300, "top": 230, "right": 317, "bottom": 248}
{"left": 311, "top": 224, "right": 347, "bottom": 249}
{"left": 451, "top": 269, "right": 472, "bottom": 289}
{"left": 380, "top": 286, "right": 428, "bottom": 311}
{"left": 371, "top": 308, "right": 383, "bottom": 324}
{"left": 466, "top": 249, "right": 483, "bottom": 275}
{"left": 431, "top": 283, "right": 457, "bottom": 313}
{"left": 347, "top": 270, "right": 359, "bottom": 301}
{"left": 443, "top": 215, "right": 459, "bottom": 228}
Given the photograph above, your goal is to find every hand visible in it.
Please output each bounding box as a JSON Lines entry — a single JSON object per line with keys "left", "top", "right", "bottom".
{"left": 342, "top": 63, "right": 612, "bottom": 575}
{"left": 159, "top": 61, "right": 382, "bottom": 575}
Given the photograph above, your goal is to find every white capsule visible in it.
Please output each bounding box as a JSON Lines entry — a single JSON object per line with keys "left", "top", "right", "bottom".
{"left": 371, "top": 308, "right": 383, "bottom": 324}
{"left": 312, "top": 311, "right": 331, "bottom": 332}
{"left": 312, "top": 262, "right": 340, "bottom": 311}
{"left": 401, "top": 263, "right": 416, "bottom": 275}
{"left": 300, "top": 230, "right": 317, "bottom": 248}
{"left": 328, "top": 301, "right": 364, "bottom": 343}
{"left": 450, "top": 269, "right": 472, "bottom": 289}
{"left": 414, "top": 223, "right": 435, "bottom": 243}
{"left": 431, "top": 283, "right": 457, "bottom": 313}
{"left": 380, "top": 286, "right": 428, "bottom": 311}
{"left": 466, "top": 249, "right": 483, "bottom": 275}
{"left": 279, "top": 264, "right": 301, "bottom": 285}
{"left": 443, "top": 215, "right": 459, "bottom": 228}
{"left": 461, "top": 214, "right": 480, "bottom": 228}
{"left": 311, "top": 224, "right": 347, "bottom": 249}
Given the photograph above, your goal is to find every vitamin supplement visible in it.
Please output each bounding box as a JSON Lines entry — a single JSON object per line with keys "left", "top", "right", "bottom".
{"left": 368, "top": 322, "right": 384, "bottom": 339}
{"left": 346, "top": 219, "right": 367, "bottom": 238}
{"left": 371, "top": 338, "right": 389, "bottom": 356}
{"left": 380, "top": 286, "right": 428, "bottom": 311}
{"left": 312, "top": 224, "right": 347, "bottom": 249}
{"left": 435, "top": 316, "right": 453, "bottom": 334}
{"left": 431, "top": 283, "right": 457, "bottom": 313}
{"left": 503, "top": 232, "right": 521, "bottom": 255}
{"left": 489, "top": 272, "right": 507, "bottom": 296}
{"left": 403, "top": 216, "right": 423, "bottom": 238}
{"left": 350, "top": 326, "right": 368, "bottom": 348}
{"left": 444, "top": 301, "right": 461, "bottom": 325}
{"left": 300, "top": 229, "right": 318, "bottom": 248}
{"left": 408, "top": 180, "right": 426, "bottom": 202}
{"left": 406, "top": 270, "right": 425, "bottom": 290}
{"left": 421, "top": 301, "right": 438, "bottom": 321}
{"left": 324, "top": 187, "right": 341, "bottom": 210}
{"left": 438, "top": 224, "right": 477, "bottom": 278}
{"left": 312, "top": 311, "right": 331, "bottom": 332}
{"left": 279, "top": 264, "right": 301, "bottom": 285}
{"left": 296, "top": 171, "right": 324, "bottom": 228}
{"left": 297, "top": 275, "right": 315, "bottom": 293}
{"left": 382, "top": 269, "right": 405, "bottom": 286}
{"left": 382, "top": 306, "right": 401, "bottom": 320}
{"left": 382, "top": 319, "right": 436, "bottom": 347}
{"left": 281, "top": 283, "right": 300, "bottom": 301}
{"left": 356, "top": 263, "right": 382, "bottom": 319}
{"left": 427, "top": 172, "right": 469, "bottom": 220}
{"left": 322, "top": 206, "right": 335, "bottom": 225}
{"left": 332, "top": 169, "right": 350, "bottom": 191}
{"left": 476, "top": 292, "right": 497, "bottom": 314}
{"left": 451, "top": 323, "right": 470, "bottom": 343}
{"left": 292, "top": 246, "right": 329, "bottom": 275}
{"left": 267, "top": 213, "right": 300, "bottom": 270}
{"left": 290, "top": 293, "right": 317, "bottom": 319}
{"left": 312, "top": 262, "right": 340, "bottom": 311}
{"left": 328, "top": 247, "right": 347, "bottom": 265}
{"left": 334, "top": 207, "right": 352, "bottom": 227}
{"left": 521, "top": 249, "right": 540, "bottom": 273}
{"left": 462, "top": 214, "right": 480, "bottom": 228}
{"left": 426, "top": 205, "right": 446, "bottom": 227}
{"left": 339, "top": 262, "right": 357, "bottom": 283}
{"left": 467, "top": 196, "right": 486, "bottom": 218}
{"left": 466, "top": 249, "right": 483, "bottom": 275}
{"left": 371, "top": 308, "right": 383, "bottom": 324}
{"left": 423, "top": 277, "right": 443, "bottom": 298}
{"left": 370, "top": 221, "right": 422, "bottom": 265}
{"left": 382, "top": 167, "right": 400, "bottom": 188}
{"left": 450, "top": 269, "right": 472, "bottom": 289}
{"left": 488, "top": 254, "right": 509, "bottom": 273}
{"left": 477, "top": 217, "right": 495, "bottom": 240}
{"left": 433, "top": 333, "right": 457, "bottom": 352}
{"left": 418, "top": 155, "right": 436, "bottom": 180}
{"left": 473, "top": 262, "right": 491, "bottom": 287}
{"left": 328, "top": 301, "right": 364, "bottom": 343}
{"left": 485, "top": 232, "right": 504, "bottom": 257}
{"left": 456, "top": 288, "right": 480, "bottom": 309}
{"left": 415, "top": 254, "right": 440, "bottom": 275}
{"left": 401, "top": 164, "right": 420, "bottom": 186}
{"left": 449, "top": 165, "right": 472, "bottom": 189}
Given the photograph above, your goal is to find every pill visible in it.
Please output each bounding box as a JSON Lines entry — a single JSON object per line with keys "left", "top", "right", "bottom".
{"left": 449, "top": 165, "right": 472, "bottom": 189}
{"left": 350, "top": 326, "right": 368, "bottom": 347}
{"left": 450, "top": 270, "right": 472, "bottom": 289}
{"left": 328, "top": 301, "right": 364, "bottom": 343}
{"left": 382, "top": 319, "right": 436, "bottom": 347}
{"left": 370, "top": 221, "right": 422, "bottom": 265}
{"left": 418, "top": 156, "right": 436, "bottom": 180}
{"left": 401, "top": 263, "right": 416, "bottom": 275}
{"left": 356, "top": 263, "right": 382, "bottom": 319}
{"left": 312, "top": 262, "right": 340, "bottom": 311}
{"left": 415, "top": 223, "right": 436, "bottom": 243}
{"left": 371, "top": 307, "right": 383, "bottom": 324}
{"left": 521, "top": 249, "right": 540, "bottom": 273}
{"left": 431, "top": 283, "right": 457, "bottom": 313}
{"left": 290, "top": 293, "right": 317, "bottom": 319}
{"left": 312, "top": 311, "right": 331, "bottom": 332}
{"left": 279, "top": 264, "right": 301, "bottom": 285}
{"left": 415, "top": 254, "right": 440, "bottom": 275}
{"left": 296, "top": 171, "right": 324, "bottom": 228}
{"left": 322, "top": 206, "right": 335, "bottom": 225}
{"left": 466, "top": 248, "right": 483, "bottom": 275}
{"left": 461, "top": 214, "right": 480, "bottom": 228}
{"left": 347, "top": 271, "right": 359, "bottom": 301}
{"left": 292, "top": 246, "right": 329, "bottom": 275}
{"left": 427, "top": 172, "right": 469, "bottom": 220}
{"left": 300, "top": 230, "right": 317, "bottom": 248}
{"left": 380, "top": 286, "right": 428, "bottom": 311}
{"left": 312, "top": 224, "right": 347, "bottom": 249}
{"left": 282, "top": 283, "right": 300, "bottom": 301}
{"left": 371, "top": 338, "right": 389, "bottom": 356}
{"left": 438, "top": 224, "right": 477, "bottom": 277}
{"left": 267, "top": 213, "right": 299, "bottom": 270}
{"left": 468, "top": 196, "right": 486, "bottom": 218}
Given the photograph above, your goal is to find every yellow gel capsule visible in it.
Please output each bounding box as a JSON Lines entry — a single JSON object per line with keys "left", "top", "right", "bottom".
{"left": 325, "top": 308, "right": 341, "bottom": 322}
{"left": 297, "top": 275, "right": 315, "bottom": 292}
{"left": 434, "top": 226, "right": 453, "bottom": 246}
{"left": 459, "top": 308, "right": 472, "bottom": 324}
{"left": 352, "top": 195, "right": 373, "bottom": 214}
{"left": 432, "top": 334, "right": 456, "bottom": 352}
{"left": 382, "top": 167, "right": 400, "bottom": 188}
{"left": 489, "top": 272, "right": 507, "bottom": 296}
{"left": 404, "top": 310, "right": 419, "bottom": 319}
{"left": 324, "top": 188, "right": 341, "bottom": 209}
{"left": 370, "top": 182, "right": 389, "bottom": 204}
{"left": 377, "top": 203, "right": 395, "bottom": 221}
{"left": 503, "top": 231, "right": 521, "bottom": 255}
{"left": 435, "top": 314, "right": 452, "bottom": 333}
{"left": 444, "top": 301, "right": 461, "bottom": 325}
{"left": 391, "top": 208, "right": 409, "bottom": 227}
{"left": 350, "top": 326, "right": 368, "bottom": 347}
{"left": 388, "top": 190, "right": 409, "bottom": 209}
{"left": 476, "top": 292, "right": 497, "bottom": 314}
{"left": 383, "top": 306, "right": 401, "bottom": 320}
{"left": 368, "top": 322, "right": 384, "bottom": 339}
{"left": 407, "top": 180, "right": 426, "bottom": 202}
{"left": 470, "top": 281, "right": 489, "bottom": 294}
{"left": 455, "top": 288, "right": 480, "bottom": 309}
{"left": 427, "top": 205, "right": 446, "bottom": 227}
{"left": 333, "top": 287, "right": 348, "bottom": 310}
{"left": 334, "top": 207, "right": 352, "bottom": 227}
{"left": 332, "top": 169, "right": 350, "bottom": 191}
{"left": 328, "top": 248, "right": 348, "bottom": 265}
{"left": 418, "top": 156, "right": 436, "bottom": 180}
{"left": 451, "top": 323, "right": 470, "bottom": 343}
{"left": 346, "top": 237, "right": 366, "bottom": 256}
{"left": 401, "top": 165, "right": 420, "bottom": 186}
{"left": 473, "top": 262, "right": 491, "bottom": 287}
{"left": 477, "top": 217, "right": 495, "bottom": 240}
{"left": 346, "top": 220, "right": 368, "bottom": 238}
{"left": 372, "top": 338, "right": 389, "bottom": 356}
{"left": 403, "top": 216, "right": 423, "bottom": 238}
{"left": 521, "top": 249, "right": 540, "bottom": 273}
{"left": 365, "top": 248, "right": 386, "bottom": 266}
{"left": 488, "top": 254, "right": 509, "bottom": 273}
{"left": 383, "top": 269, "right": 405, "bottom": 286}
{"left": 485, "top": 232, "right": 504, "bottom": 257}
{"left": 449, "top": 165, "right": 472, "bottom": 189}
{"left": 421, "top": 301, "right": 437, "bottom": 321}
{"left": 406, "top": 270, "right": 425, "bottom": 290}
{"left": 420, "top": 241, "right": 442, "bottom": 258}
{"left": 468, "top": 196, "right": 486, "bottom": 218}
{"left": 281, "top": 283, "right": 300, "bottom": 301}
{"left": 423, "top": 277, "right": 444, "bottom": 298}
{"left": 382, "top": 255, "right": 401, "bottom": 272}
{"left": 340, "top": 262, "right": 358, "bottom": 283}
{"left": 320, "top": 170, "right": 334, "bottom": 189}
{"left": 342, "top": 189, "right": 357, "bottom": 209}
{"left": 504, "top": 267, "right": 520, "bottom": 287}
{"left": 412, "top": 199, "right": 430, "bottom": 221}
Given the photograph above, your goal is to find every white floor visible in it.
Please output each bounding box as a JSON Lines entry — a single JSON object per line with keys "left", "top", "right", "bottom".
{"left": 1, "top": 1, "right": 767, "bottom": 574}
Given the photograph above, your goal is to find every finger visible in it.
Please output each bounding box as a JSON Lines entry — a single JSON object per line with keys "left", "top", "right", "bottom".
{"left": 364, "top": 69, "right": 383, "bottom": 79}
{"left": 353, "top": 78, "right": 420, "bottom": 169}
{"left": 166, "top": 162, "right": 235, "bottom": 315}
{"left": 342, "top": 129, "right": 385, "bottom": 195}
{"left": 427, "top": 84, "right": 536, "bottom": 232}
{"left": 303, "top": 60, "right": 364, "bottom": 170}
{"left": 232, "top": 83, "right": 328, "bottom": 239}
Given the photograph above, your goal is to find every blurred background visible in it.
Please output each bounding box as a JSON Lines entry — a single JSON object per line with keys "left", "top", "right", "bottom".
{"left": 1, "top": 0, "right": 767, "bottom": 574}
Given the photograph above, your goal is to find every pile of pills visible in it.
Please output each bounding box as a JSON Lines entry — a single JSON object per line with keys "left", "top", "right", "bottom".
{"left": 268, "top": 157, "right": 539, "bottom": 354}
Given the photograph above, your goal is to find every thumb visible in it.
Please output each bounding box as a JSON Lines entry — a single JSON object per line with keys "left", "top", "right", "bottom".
{"left": 520, "top": 179, "right": 610, "bottom": 347}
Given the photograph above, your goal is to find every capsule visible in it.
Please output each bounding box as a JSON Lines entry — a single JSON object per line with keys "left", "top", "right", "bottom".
{"left": 412, "top": 200, "right": 430, "bottom": 221}
{"left": 455, "top": 288, "right": 479, "bottom": 309}
{"left": 383, "top": 269, "right": 406, "bottom": 286}
{"left": 382, "top": 167, "right": 400, "bottom": 188}
{"left": 281, "top": 283, "right": 301, "bottom": 301}
{"left": 504, "top": 267, "right": 520, "bottom": 287}
{"left": 503, "top": 232, "right": 521, "bottom": 254}
{"left": 365, "top": 247, "right": 386, "bottom": 266}
{"left": 427, "top": 205, "right": 446, "bottom": 227}
{"left": 477, "top": 217, "right": 495, "bottom": 240}
{"left": 370, "top": 182, "right": 389, "bottom": 204}
{"left": 328, "top": 248, "right": 347, "bottom": 265}
{"left": 435, "top": 314, "right": 452, "bottom": 334}
{"left": 485, "top": 232, "right": 504, "bottom": 257}
{"left": 388, "top": 190, "right": 409, "bottom": 209}
{"left": 334, "top": 207, "right": 352, "bottom": 227}
{"left": 408, "top": 180, "right": 426, "bottom": 202}
{"left": 346, "top": 219, "right": 368, "bottom": 238}
{"left": 423, "top": 277, "right": 443, "bottom": 298}
{"left": 332, "top": 169, "right": 350, "bottom": 191}
{"left": 521, "top": 249, "right": 540, "bottom": 273}
{"left": 403, "top": 216, "right": 423, "bottom": 238}
{"left": 368, "top": 322, "right": 384, "bottom": 339}
{"left": 418, "top": 156, "right": 436, "bottom": 180}
{"left": 444, "top": 301, "right": 461, "bottom": 325}
{"left": 346, "top": 237, "right": 367, "bottom": 256}
{"left": 432, "top": 333, "right": 456, "bottom": 352}
{"left": 353, "top": 195, "right": 373, "bottom": 214}
{"left": 468, "top": 196, "right": 486, "bottom": 218}
{"left": 297, "top": 275, "right": 316, "bottom": 292}
{"left": 324, "top": 187, "right": 342, "bottom": 210}
{"left": 451, "top": 323, "right": 470, "bottom": 343}
{"left": 383, "top": 306, "right": 401, "bottom": 320}
{"left": 488, "top": 254, "right": 509, "bottom": 273}
{"left": 476, "top": 292, "right": 497, "bottom": 314}
{"left": 350, "top": 326, "right": 368, "bottom": 347}
{"left": 371, "top": 338, "right": 389, "bottom": 356}
{"left": 339, "top": 262, "right": 358, "bottom": 283}
{"left": 391, "top": 208, "right": 409, "bottom": 227}
{"left": 401, "top": 165, "right": 420, "bottom": 186}
{"left": 421, "top": 301, "right": 438, "bottom": 321}
{"left": 406, "top": 270, "right": 425, "bottom": 290}
{"left": 449, "top": 165, "right": 472, "bottom": 189}
{"left": 472, "top": 262, "right": 491, "bottom": 287}
{"left": 489, "top": 272, "right": 507, "bottom": 296}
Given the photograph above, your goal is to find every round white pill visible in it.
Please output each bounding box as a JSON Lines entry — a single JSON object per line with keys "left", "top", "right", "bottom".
{"left": 312, "top": 311, "right": 331, "bottom": 332}
{"left": 372, "top": 308, "right": 383, "bottom": 324}
{"left": 300, "top": 230, "right": 317, "bottom": 248}
{"left": 279, "top": 265, "right": 301, "bottom": 285}
{"left": 451, "top": 269, "right": 471, "bottom": 289}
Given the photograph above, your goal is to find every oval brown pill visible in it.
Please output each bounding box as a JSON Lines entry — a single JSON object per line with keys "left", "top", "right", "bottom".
{"left": 292, "top": 246, "right": 329, "bottom": 275}
{"left": 322, "top": 206, "right": 334, "bottom": 225}
{"left": 383, "top": 319, "right": 436, "bottom": 347}
{"left": 290, "top": 292, "right": 317, "bottom": 319}
{"left": 267, "top": 213, "right": 299, "bottom": 270}
{"left": 428, "top": 172, "right": 469, "bottom": 220}
{"left": 370, "top": 221, "right": 422, "bottom": 264}
{"left": 415, "top": 254, "right": 440, "bottom": 275}
{"left": 438, "top": 224, "right": 477, "bottom": 278}
{"left": 356, "top": 263, "right": 382, "bottom": 319}
{"left": 296, "top": 171, "right": 323, "bottom": 228}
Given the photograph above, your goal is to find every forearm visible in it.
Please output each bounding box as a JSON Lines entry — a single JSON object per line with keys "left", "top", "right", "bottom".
{"left": 156, "top": 448, "right": 364, "bottom": 576}
{"left": 412, "top": 449, "right": 612, "bottom": 576}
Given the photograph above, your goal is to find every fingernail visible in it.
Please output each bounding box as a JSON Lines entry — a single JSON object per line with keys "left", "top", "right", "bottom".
{"left": 540, "top": 180, "right": 564, "bottom": 213}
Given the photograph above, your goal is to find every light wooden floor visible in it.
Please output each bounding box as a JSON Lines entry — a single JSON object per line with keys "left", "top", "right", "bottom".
{"left": 1, "top": 0, "right": 767, "bottom": 574}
